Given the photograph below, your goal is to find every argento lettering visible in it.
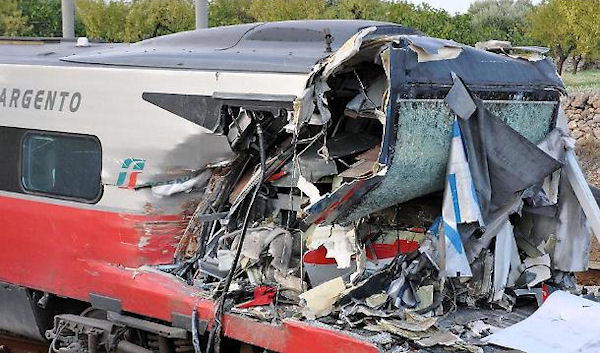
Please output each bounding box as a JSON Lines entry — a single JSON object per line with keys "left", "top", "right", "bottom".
{"left": 0, "top": 88, "right": 82, "bottom": 112}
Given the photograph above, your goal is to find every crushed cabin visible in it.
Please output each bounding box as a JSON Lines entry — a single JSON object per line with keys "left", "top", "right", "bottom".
{"left": 0, "top": 20, "right": 599, "bottom": 353}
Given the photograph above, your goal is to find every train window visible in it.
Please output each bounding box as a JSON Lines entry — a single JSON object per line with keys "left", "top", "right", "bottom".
{"left": 21, "top": 133, "right": 102, "bottom": 202}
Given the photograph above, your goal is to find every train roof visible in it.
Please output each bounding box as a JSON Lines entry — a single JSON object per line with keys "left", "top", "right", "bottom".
{"left": 0, "top": 20, "right": 418, "bottom": 73}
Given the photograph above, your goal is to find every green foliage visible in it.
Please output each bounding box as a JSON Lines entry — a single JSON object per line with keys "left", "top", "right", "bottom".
{"left": 4, "top": 0, "right": 600, "bottom": 78}
{"left": 209, "top": 0, "right": 255, "bottom": 27}
{"left": 387, "top": 3, "right": 480, "bottom": 45}
{"left": 76, "top": 0, "right": 129, "bottom": 42}
{"left": 468, "top": 0, "right": 534, "bottom": 44}
{"left": 76, "top": 0, "right": 196, "bottom": 42}
{"left": 563, "top": 0, "right": 600, "bottom": 60}
{"left": 527, "top": 0, "right": 600, "bottom": 73}
{"left": 329, "top": 0, "right": 388, "bottom": 21}
{"left": 0, "top": 0, "right": 30, "bottom": 36}
{"left": 16, "top": 0, "right": 62, "bottom": 37}
{"left": 248, "top": 0, "right": 329, "bottom": 21}
{"left": 125, "top": 0, "right": 195, "bottom": 42}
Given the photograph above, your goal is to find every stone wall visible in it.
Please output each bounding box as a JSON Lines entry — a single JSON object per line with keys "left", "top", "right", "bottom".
{"left": 563, "top": 94, "right": 600, "bottom": 142}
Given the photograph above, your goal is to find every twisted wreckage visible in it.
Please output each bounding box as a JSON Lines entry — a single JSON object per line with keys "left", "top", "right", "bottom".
{"left": 1, "top": 20, "right": 600, "bottom": 353}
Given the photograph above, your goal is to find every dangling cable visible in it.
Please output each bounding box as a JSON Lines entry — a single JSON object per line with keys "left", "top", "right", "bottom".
{"left": 205, "top": 121, "right": 266, "bottom": 353}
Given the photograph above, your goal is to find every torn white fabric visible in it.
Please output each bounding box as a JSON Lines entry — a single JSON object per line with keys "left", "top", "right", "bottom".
{"left": 484, "top": 291, "right": 600, "bottom": 353}
{"left": 492, "top": 220, "right": 514, "bottom": 301}
{"left": 441, "top": 119, "right": 482, "bottom": 277}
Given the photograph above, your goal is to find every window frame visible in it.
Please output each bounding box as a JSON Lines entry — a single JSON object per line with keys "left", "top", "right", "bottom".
{"left": 19, "top": 130, "right": 103, "bottom": 204}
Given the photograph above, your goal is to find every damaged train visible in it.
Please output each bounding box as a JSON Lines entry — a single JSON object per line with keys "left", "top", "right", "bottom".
{"left": 1, "top": 20, "right": 599, "bottom": 353}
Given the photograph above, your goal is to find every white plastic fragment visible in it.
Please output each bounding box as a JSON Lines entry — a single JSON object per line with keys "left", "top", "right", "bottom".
{"left": 485, "top": 291, "right": 600, "bottom": 353}
{"left": 297, "top": 175, "right": 322, "bottom": 204}
{"left": 521, "top": 254, "right": 551, "bottom": 287}
{"left": 299, "top": 277, "right": 346, "bottom": 319}
{"left": 323, "top": 227, "right": 356, "bottom": 269}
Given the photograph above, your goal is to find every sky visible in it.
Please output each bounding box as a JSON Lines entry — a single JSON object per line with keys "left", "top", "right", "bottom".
{"left": 405, "top": 0, "right": 542, "bottom": 14}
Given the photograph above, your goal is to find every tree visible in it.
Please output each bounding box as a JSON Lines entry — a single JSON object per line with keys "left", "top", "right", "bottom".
{"left": 76, "top": 0, "right": 129, "bottom": 42}
{"left": 248, "top": 0, "right": 329, "bottom": 22}
{"left": 527, "top": 0, "right": 600, "bottom": 75}
{"left": 125, "top": 0, "right": 195, "bottom": 42}
{"left": 467, "top": 0, "right": 534, "bottom": 45}
{"left": 209, "top": 0, "right": 255, "bottom": 27}
{"left": 562, "top": 0, "right": 600, "bottom": 74}
{"left": 17, "top": 0, "right": 85, "bottom": 37}
{"left": 388, "top": 2, "right": 475, "bottom": 43}
{"left": 329, "top": 0, "right": 389, "bottom": 21}
{"left": 0, "top": 0, "right": 30, "bottom": 36}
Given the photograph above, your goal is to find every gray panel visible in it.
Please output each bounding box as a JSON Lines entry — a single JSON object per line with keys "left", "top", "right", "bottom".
{"left": 0, "top": 282, "right": 45, "bottom": 340}
{"left": 57, "top": 20, "right": 417, "bottom": 73}
{"left": 142, "top": 93, "right": 222, "bottom": 132}
{"left": 90, "top": 293, "right": 122, "bottom": 313}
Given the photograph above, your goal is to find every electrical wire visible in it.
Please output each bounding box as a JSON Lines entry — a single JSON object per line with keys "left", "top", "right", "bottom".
{"left": 205, "top": 121, "right": 266, "bottom": 353}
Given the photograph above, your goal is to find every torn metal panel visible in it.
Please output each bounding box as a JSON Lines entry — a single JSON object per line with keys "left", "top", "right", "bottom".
{"left": 238, "top": 227, "right": 293, "bottom": 273}
{"left": 519, "top": 254, "right": 551, "bottom": 287}
{"left": 322, "top": 27, "right": 377, "bottom": 78}
{"left": 151, "top": 170, "right": 212, "bottom": 197}
{"left": 345, "top": 74, "right": 387, "bottom": 119}
{"left": 405, "top": 36, "right": 463, "bottom": 63}
{"left": 551, "top": 170, "right": 591, "bottom": 271}
{"left": 564, "top": 149, "right": 600, "bottom": 246}
{"left": 272, "top": 193, "right": 304, "bottom": 212}
{"left": 338, "top": 145, "right": 380, "bottom": 179}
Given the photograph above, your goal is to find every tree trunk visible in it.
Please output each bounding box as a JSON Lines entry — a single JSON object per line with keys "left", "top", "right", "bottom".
{"left": 573, "top": 54, "right": 583, "bottom": 75}
{"left": 555, "top": 44, "right": 574, "bottom": 75}
{"left": 557, "top": 55, "right": 567, "bottom": 75}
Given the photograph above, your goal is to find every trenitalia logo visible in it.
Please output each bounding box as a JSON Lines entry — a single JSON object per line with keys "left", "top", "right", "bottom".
{"left": 116, "top": 158, "right": 146, "bottom": 189}
{"left": 0, "top": 88, "right": 82, "bottom": 112}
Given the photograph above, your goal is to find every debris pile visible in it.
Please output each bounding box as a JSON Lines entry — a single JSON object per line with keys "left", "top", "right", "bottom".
{"left": 159, "top": 28, "right": 600, "bottom": 352}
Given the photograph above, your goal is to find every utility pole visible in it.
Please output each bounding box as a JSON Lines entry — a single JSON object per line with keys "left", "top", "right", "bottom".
{"left": 195, "top": 0, "right": 208, "bottom": 29}
{"left": 61, "top": 0, "right": 75, "bottom": 39}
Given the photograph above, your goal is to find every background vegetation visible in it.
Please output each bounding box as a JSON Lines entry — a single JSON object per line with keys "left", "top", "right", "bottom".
{"left": 1, "top": 0, "right": 599, "bottom": 75}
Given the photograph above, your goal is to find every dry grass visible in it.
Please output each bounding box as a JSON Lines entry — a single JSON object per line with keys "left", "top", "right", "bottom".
{"left": 562, "top": 69, "right": 600, "bottom": 94}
